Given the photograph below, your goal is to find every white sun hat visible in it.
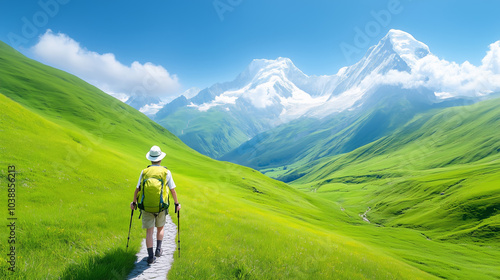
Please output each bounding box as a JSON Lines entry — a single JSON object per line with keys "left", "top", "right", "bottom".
{"left": 146, "top": 145, "right": 166, "bottom": 161}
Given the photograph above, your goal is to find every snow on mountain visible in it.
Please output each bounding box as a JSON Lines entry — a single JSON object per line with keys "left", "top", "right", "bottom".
{"left": 327, "top": 29, "right": 429, "bottom": 98}
{"left": 182, "top": 87, "right": 201, "bottom": 99}
{"left": 388, "top": 29, "right": 430, "bottom": 67}
{"left": 180, "top": 29, "right": 437, "bottom": 122}
{"left": 304, "top": 29, "right": 432, "bottom": 117}
{"left": 186, "top": 57, "right": 336, "bottom": 123}
{"left": 238, "top": 57, "right": 338, "bottom": 97}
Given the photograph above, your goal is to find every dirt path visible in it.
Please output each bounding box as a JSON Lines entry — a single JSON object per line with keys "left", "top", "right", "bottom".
{"left": 127, "top": 215, "right": 178, "bottom": 280}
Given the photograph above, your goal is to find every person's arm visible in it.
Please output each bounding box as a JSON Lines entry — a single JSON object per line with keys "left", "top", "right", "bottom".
{"left": 130, "top": 187, "right": 140, "bottom": 210}
{"left": 170, "top": 188, "right": 181, "bottom": 211}
{"left": 167, "top": 170, "right": 181, "bottom": 212}
{"left": 130, "top": 171, "right": 143, "bottom": 210}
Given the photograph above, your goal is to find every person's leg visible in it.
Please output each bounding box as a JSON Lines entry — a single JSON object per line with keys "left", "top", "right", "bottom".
{"left": 154, "top": 210, "right": 167, "bottom": 257}
{"left": 146, "top": 227, "right": 156, "bottom": 263}
{"left": 156, "top": 226, "right": 164, "bottom": 241}
{"left": 142, "top": 211, "right": 155, "bottom": 246}
{"left": 142, "top": 211, "right": 157, "bottom": 264}
{"left": 155, "top": 226, "right": 164, "bottom": 256}
{"left": 146, "top": 227, "right": 155, "bottom": 248}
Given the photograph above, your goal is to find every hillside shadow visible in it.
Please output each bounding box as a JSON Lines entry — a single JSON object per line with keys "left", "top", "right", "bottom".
{"left": 61, "top": 247, "right": 137, "bottom": 280}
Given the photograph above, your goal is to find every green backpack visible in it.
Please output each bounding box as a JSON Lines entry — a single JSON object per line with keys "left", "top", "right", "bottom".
{"left": 137, "top": 165, "right": 170, "bottom": 213}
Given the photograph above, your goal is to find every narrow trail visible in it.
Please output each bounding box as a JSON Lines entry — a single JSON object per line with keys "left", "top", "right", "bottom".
{"left": 359, "top": 207, "right": 371, "bottom": 223}
{"left": 127, "top": 215, "right": 178, "bottom": 280}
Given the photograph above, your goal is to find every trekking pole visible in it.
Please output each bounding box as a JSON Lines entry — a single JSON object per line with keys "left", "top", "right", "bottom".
{"left": 177, "top": 208, "right": 180, "bottom": 258}
{"left": 126, "top": 208, "right": 134, "bottom": 251}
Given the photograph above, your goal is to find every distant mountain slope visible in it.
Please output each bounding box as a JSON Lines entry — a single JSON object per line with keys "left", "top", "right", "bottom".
{"left": 287, "top": 96, "right": 500, "bottom": 182}
{"left": 222, "top": 85, "right": 474, "bottom": 171}
{"left": 156, "top": 106, "right": 256, "bottom": 158}
{"left": 126, "top": 94, "right": 162, "bottom": 112}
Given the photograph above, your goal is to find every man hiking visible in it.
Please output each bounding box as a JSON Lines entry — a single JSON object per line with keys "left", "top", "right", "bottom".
{"left": 130, "top": 145, "right": 181, "bottom": 265}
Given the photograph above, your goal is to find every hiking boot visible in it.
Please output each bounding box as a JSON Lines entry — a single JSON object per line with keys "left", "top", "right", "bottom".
{"left": 155, "top": 248, "right": 163, "bottom": 257}
{"left": 147, "top": 256, "right": 156, "bottom": 265}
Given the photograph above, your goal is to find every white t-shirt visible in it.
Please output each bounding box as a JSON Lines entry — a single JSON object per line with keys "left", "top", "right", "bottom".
{"left": 136, "top": 165, "right": 176, "bottom": 190}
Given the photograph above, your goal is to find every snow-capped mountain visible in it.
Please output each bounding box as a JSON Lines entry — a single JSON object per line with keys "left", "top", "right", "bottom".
{"left": 163, "top": 29, "right": 434, "bottom": 124}
{"left": 178, "top": 57, "right": 338, "bottom": 123}
{"left": 154, "top": 29, "right": 499, "bottom": 159}
{"left": 331, "top": 29, "right": 429, "bottom": 95}
{"left": 308, "top": 30, "right": 432, "bottom": 116}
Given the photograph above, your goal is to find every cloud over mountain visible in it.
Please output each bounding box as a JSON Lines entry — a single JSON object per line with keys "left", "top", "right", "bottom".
{"left": 31, "top": 30, "right": 181, "bottom": 100}
{"left": 372, "top": 31, "right": 500, "bottom": 97}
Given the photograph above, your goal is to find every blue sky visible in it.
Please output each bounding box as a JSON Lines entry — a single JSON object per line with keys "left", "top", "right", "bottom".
{"left": 1, "top": 0, "right": 500, "bottom": 94}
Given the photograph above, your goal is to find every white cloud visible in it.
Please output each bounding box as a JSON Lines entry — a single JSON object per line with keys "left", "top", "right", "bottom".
{"left": 31, "top": 30, "right": 181, "bottom": 98}
{"left": 189, "top": 92, "right": 240, "bottom": 112}
{"left": 482, "top": 41, "right": 500, "bottom": 74}
{"left": 371, "top": 41, "right": 500, "bottom": 98}
{"left": 139, "top": 101, "right": 167, "bottom": 116}
{"left": 434, "top": 91, "right": 454, "bottom": 99}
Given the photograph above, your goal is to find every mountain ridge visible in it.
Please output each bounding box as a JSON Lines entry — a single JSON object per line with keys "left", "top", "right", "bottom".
{"left": 157, "top": 29, "right": 433, "bottom": 120}
{"left": 154, "top": 29, "right": 496, "bottom": 161}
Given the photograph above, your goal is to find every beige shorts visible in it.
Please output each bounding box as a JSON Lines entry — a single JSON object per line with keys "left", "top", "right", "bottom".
{"left": 141, "top": 210, "right": 166, "bottom": 229}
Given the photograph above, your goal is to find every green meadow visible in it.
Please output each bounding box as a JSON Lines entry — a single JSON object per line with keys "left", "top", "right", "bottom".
{"left": 285, "top": 98, "right": 500, "bottom": 279}
{"left": 0, "top": 39, "right": 498, "bottom": 280}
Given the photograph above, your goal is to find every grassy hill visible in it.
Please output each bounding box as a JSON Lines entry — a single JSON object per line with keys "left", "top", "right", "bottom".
{"left": 0, "top": 41, "right": 442, "bottom": 279}
{"left": 281, "top": 97, "right": 500, "bottom": 278}
{"left": 285, "top": 95, "right": 500, "bottom": 237}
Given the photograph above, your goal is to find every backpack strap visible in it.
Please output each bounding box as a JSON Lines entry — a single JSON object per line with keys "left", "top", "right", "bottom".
{"left": 147, "top": 165, "right": 168, "bottom": 169}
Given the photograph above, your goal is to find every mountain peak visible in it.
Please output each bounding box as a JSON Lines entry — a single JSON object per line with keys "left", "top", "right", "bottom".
{"left": 327, "top": 30, "right": 432, "bottom": 99}
{"left": 248, "top": 57, "right": 296, "bottom": 72}
{"left": 238, "top": 57, "right": 305, "bottom": 85}
{"left": 385, "top": 29, "right": 430, "bottom": 65}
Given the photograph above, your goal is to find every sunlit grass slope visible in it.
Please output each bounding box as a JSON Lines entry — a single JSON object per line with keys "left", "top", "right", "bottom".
{"left": 285, "top": 98, "right": 500, "bottom": 279}
{"left": 0, "top": 41, "right": 436, "bottom": 279}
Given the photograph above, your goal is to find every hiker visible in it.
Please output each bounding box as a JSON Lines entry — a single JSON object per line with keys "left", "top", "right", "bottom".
{"left": 130, "top": 145, "right": 181, "bottom": 265}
